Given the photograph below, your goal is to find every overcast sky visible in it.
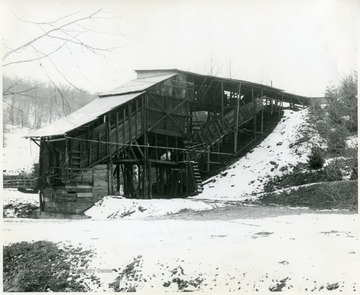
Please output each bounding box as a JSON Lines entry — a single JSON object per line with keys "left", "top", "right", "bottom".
{"left": 1, "top": 0, "right": 358, "bottom": 96}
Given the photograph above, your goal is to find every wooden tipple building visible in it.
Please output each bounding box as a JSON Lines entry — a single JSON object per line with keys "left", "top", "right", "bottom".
{"left": 28, "top": 69, "right": 312, "bottom": 213}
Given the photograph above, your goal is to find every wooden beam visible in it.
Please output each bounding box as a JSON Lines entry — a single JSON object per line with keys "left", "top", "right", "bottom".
{"left": 116, "top": 112, "right": 119, "bottom": 154}
{"left": 135, "top": 99, "right": 139, "bottom": 138}
{"left": 116, "top": 164, "right": 120, "bottom": 192}
{"left": 123, "top": 107, "right": 126, "bottom": 143}
{"left": 149, "top": 159, "right": 180, "bottom": 166}
{"left": 234, "top": 82, "right": 241, "bottom": 153}
{"left": 199, "top": 79, "right": 215, "bottom": 101}
{"left": 128, "top": 103, "right": 132, "bottom": 142}
{"left": 150, "top": 128, "right": 183, "bottom": 138}
{"left": 252, "top": 87, "right": 257, "bottom": 139}
{"left": 135, "top": 140, "right": 145, "bottom": 159}
{"left": 147, "top": 93, "right": 189, "bottom": 133}
{"left": 143, "top": 94, "right": 149, "bottom": 198}
{"left": 107, "top": 114, "right": 114, "bottom": 195}
{"left": 221, "top": 81, "right": 224, "bottom": 128}
{"left": 147, "top": 106, "right": 189, "bottom": 117}
{"left": 114, "top": 159, "right": 142, "bottom": 164}
{"left": 88, "top": 129, "right": 92, "bottom": 166}
{"left": 207, "top": 147, "right": 211, "bottom": 172}
{"left": 30, "top": 138, "right": 41, "bottom": 147}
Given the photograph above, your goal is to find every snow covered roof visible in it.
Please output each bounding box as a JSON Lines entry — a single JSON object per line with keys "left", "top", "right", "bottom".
{"left": 135, "top": 69, "right": 285, "bottom": 92}
{"left": 99, "top": 73, "right": 176, "bottom": 97}
{"left": 27, "top": 92, "right": 145, "bottom": 138}
{"left": 27, "top": 73, "right": 176, "bottom": 138}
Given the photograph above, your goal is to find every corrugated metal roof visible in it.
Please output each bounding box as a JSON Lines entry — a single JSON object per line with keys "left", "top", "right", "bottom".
{"left": 28, "top": 92, "right": 144, "bottom": 138}
{"left": 99, "top": 73, "right": 176, "bottom": 97}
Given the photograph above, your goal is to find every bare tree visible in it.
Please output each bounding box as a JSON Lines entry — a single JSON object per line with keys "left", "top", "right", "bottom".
{"left": 2, "top": 10, "right": 114, "bottom": 66}
{"left": 2, "top": 10, "right": 120, "bottom": 127}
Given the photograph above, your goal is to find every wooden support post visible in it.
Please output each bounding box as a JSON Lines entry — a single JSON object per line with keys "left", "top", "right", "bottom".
{"left": 155, "top": 167, "right": 160, "bottom": 196}
{"left": 189, "top": 110, "right": 193, "bottom": 134}
{"left": 143, "top": 94, "right": 150, "bottom": 199}
{"left": 116, "top": 112, "right": 119, "bottom": 155}
{"left": 252, "top": 88, "right": 257, "bottom": 140}
{"left": 217, "top": 142, "right": 220, "bottom": 163}
{"left": 260, "top": 88, "right": 264, "bottom": 134}
{"left": 155, "top": 134, "right": 158, "bottom": 159}
{"left": 107, "top": 114, "right": 114, "bottom": 195}
{"left": 123, "top": 164, "right": 127, "bottom": 196}
{"left": 165, "top": 135, "right": 169, "bottom": 160}
{"left": 234, "top": 82, "right": 241, "bottom": 154}
{"left": 221, "top": 81, "right": 224, "bottom": 128}
{"left": 97, "top": 133, "right": 101, "bottom": 161}
{"left": 207, "top": 147, "right": 211, "bottom": 172}
{"left": 137, "top": 164, "right": 141, "bottom": 196}
{"left": 88, "top": 129, "right": 92, "bottom": 166}
{"left": 186, "top": 160, "right": 189, "bottom": 196}
{"left": 116, "top": 164, "right": 120, "bottom": 192}
{"left": 129, "top": 165, "right": 134, "bottom": 197}
{"left": 148, "top": 162, "right": 152, "bottom": 198}
{"left": 135, "top": 99, "right": 139, "bottom": 138}
{"left": 123, "top": 107, "right": 126, "bottom": 143}
{"left": 175, "top": 137, "right": 179, "bottom": 162}
{"left": 128, "top": 103, "right": 132, "bottom": 141}
{"left": 65, "top": 138, "right": 70, "bottom": 181}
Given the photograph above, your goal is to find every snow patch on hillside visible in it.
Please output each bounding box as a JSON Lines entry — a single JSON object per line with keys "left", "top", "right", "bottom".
{"left": 3, "top": 125, "right": 39, "bottom": 175}
{"left": 194, "top": 109, "right": 324, "bottom": 201}
{"left": 85, "top": 196, "right": 224, "bottom": 220}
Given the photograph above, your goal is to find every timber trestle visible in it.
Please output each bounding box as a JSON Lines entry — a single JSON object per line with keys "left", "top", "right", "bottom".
{"left": 30, "top": 69, "right": 311, "bottom": 213}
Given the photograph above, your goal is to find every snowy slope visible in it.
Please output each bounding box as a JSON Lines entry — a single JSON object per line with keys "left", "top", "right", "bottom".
{"left": 2, "top": 125, "right": 39, "bottom": 175}
{"left": 194, "top": 109, "right": 326, "bottom": 201}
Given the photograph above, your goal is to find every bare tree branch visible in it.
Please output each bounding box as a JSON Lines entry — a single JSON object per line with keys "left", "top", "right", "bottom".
{"left": 3, "top": 80, "right": 45, "bottom": 97}
{"left": 3, "top": 100, "right": 26, "bottom": 114}
{"left": 3, "top": 9, "right": 102, "bottom": 61}
{"left": 3, "top": 77, "right": 26, "bottom": 94}
{"left": 3, "top": 40, "right": 69, "bottom": 66}
{"left": 15, "top": 10, "right": 82, "bottom": 26}
{"left": 47, "top": 34, "right": 113, "bottom": 52}
{"left": 38, "top": 60, "right": 72, "bottom": 114}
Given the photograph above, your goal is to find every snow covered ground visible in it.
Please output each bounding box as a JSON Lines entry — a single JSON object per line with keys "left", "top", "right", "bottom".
{"left": 2, "top": 189, "right": 39, "bottom": 218}
{"left": 3, "top": 213, "right": 359, "bottom": 292}
{"left": 2, "top": 188, "right": 38, "bottom": 207}
{"left": 2, "top": 125, "right": 39, "bottom": 175}
{"left": 85, "top": 196, "right": 225, "bottom": 219}
{"left": 193, "top": 109, "right": 325, "bottom": 201}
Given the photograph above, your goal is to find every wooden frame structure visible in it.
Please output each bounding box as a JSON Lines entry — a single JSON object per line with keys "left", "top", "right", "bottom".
{"left": 28, "top": 69, "right": 314, "bottom": 213}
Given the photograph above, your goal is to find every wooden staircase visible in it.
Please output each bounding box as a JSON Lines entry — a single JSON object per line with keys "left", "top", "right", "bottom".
{"left": 182, "top": 98, "right": 265, "bottom": 196}
{"left": 190, "top": 97, "right": 265, "bottom": 151}
{"left": 191, "top": 162, "right": 203, "bottom": 194}
{"left": 70, "top": 150, "right": 81, "bottom": 169}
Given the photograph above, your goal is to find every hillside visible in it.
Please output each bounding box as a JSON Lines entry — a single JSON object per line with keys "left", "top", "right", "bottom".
{"left": 3, "top": 76, "right": 96, "bottom": 130}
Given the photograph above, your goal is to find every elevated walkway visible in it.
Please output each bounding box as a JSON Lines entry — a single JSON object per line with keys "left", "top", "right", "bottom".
{"left": 187, "top": 97, "right": 265, "bottom": 152}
